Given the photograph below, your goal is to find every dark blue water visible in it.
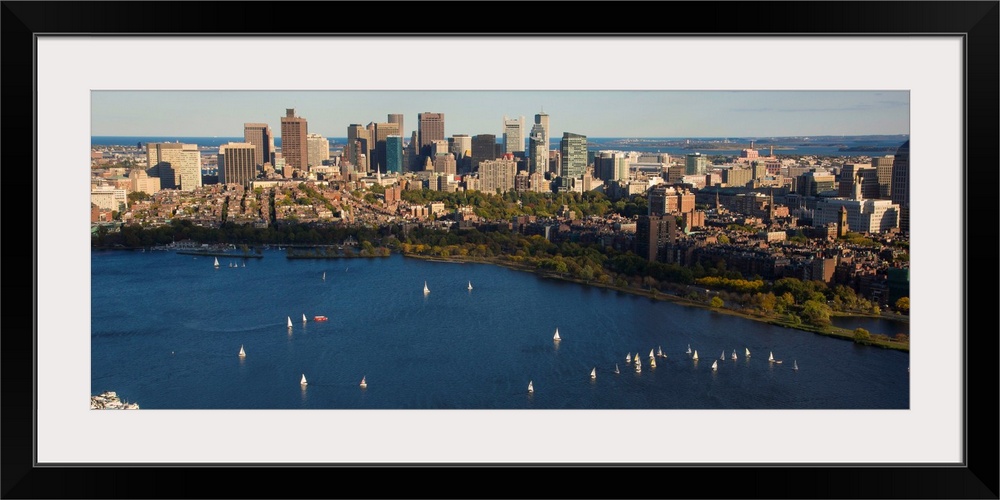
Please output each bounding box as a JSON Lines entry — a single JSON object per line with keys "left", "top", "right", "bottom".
{"left": 91, "top": 250, "right": 909, "bottom": 409}
{"left": 91, "top": 136, "right": 907, "bottom": 158}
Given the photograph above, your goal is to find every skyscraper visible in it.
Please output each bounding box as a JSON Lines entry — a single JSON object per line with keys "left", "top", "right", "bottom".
{"left": 559, "top": 132, "right": 587, "bottom": 179}
{"left": 306, "top": 133, "right": 329, "bottom": 169}
{"left": 218, "top": 142, "right": 257, "bottom": 187}
{"left": 387, "top": 113, "right": 404, "bottom": 139}
{"left": 479, "top": 155, "right": 517, "bottom": 194}
{"left": 243, "top": 123, "right": 273, "bottom": 168}
{"left": 528, "top": 124, "right": 547, "bottom": 175}
{"left": 418, "top": 112, "right": 445, "bottom": 163}
{"left": 685, "top": 153, "right": 708, "bottom": 176}
{"left": 280, "top": 108, "right": 308, "bottom": 171}
{"left": 503, "top": 115, "right": 525, "bottom": 154}
{"left": 471, "top": 134, "right": 496, "bottom": 172}
{"left": 890, "top": 140, "right": 909, "bottom": 232}
{"left": 385, "top": 135, "right": 404, "bottom": 174}
{"left": 873, "top": 154, "right": 895, "bottom": 199}
{"left": 534, "top": 111, "right": 550, "bottom": 153}
{"left": 346, "top": 124, "right": 371, "bottom": 170}
{"left": 449, "top": 134, "right": 472, "bottom": 173}
{"left": 373, "top": 122, "right": 401, "bottom": 173}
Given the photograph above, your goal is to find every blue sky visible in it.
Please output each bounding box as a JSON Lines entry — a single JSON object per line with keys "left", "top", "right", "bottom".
{"left": 92, "top": 90, "right": 909, "bottom": 139}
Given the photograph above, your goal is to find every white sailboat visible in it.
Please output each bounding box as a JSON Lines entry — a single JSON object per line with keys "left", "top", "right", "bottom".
{"left": 635, "top": 356, "right": 642, "bottom": 373}
{"left": 692, "top": 350, "right": 699, "bottom": 361}
{"left": 657, "top": 346, "right": 664, "bottom": 358}
{"left": 287, "top": 316, "right": 293, "bottom": 328}
{"left": 242, "top": 261, "right": 246, "bottom": 267}
{"left": 687, "top": 344, "right": 692, "bottom": 355}
{"left": 322, "top": 271, "right": 326, "bottom": 280}
{"left": 746, "top": 347, "right": 751, "bottom": 357}
{"left": 213, "top": 257, "right": 220, "bottom": 268}
{"left": 731, "top": 350, "right": 738, "bottom": 361}
{"left": 614, "top": 364, "right": 620, "bottom": 374}
{"left": 528, "top": 380, "right": 534, "bottom": 393}
{"left": 793, "top": 360, "right": 799, "bottom": 371}
{"left": 769, "top": 351, "right": 783, "bottom": 364}
{"left": 302, "top": 314, "right": 307, "bottom": 323}
{"left": 590, "top": 368, "right": 596, "bottom": 380}
{"left": 300, "top": 374, "right": 307, "bottom": 386}
{"left": 711, "top": 360, "right": 718, "bottom": 371}
{"left": 423, "top": 281, "right": 430, "bottom": 294}
{"left": 720, "top": 351, "right": 726, "bottom": 360}
{"left": 649, "top": 350, "right": 656, "bottom": 368}
{"left": 468, "top": 281, "right": 473, "bottom": 291}
{"left": 238, "top": 345, "right": 246, "bottom": 358}
{"left": 626, "top": 352, "right": 632, "bottom": 363}
{"left": 553, "top": 328, "right": 560, "bottom": 341}
{"left": 360, "top": 376, "right": 367, "bottom": 389}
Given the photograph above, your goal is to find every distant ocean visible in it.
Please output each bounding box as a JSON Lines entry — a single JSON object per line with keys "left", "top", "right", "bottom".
{"left": 91, "top": 136, "right": 909, "bottom": 157}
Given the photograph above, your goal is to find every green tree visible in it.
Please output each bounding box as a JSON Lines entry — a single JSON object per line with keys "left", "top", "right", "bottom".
{"left": 853, "top": 328, "right": 871, "bottom": 344}
{"left": 894, "top": 297, "right": 910, "bottom": 314}
{"left": 710, "top": 296, "right": 724, "bottom": 308}
{"left": 800, "top": 299, "right": 832, "bottom": 327}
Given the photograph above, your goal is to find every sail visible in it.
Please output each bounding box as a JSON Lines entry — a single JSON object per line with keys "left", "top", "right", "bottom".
{"left": 360, "top": 376, "right": 367, "bottom": 388}
{"left": 769, "top": 351, "right": 774, "bottom": 362}
{"left": 712, "top": 360, "right": 718, "bottom": 371}
{"left": 693, "top": 350, "right": 699, "bottom": 360}
{"left": 322, "top": 272, "right": 326, "bottom": 280}
{"left": 300, "top": 374, "right": 307, "bottom": 386}
{"left": 649, "top": 349, "right": 655, "bottom": 359}
{"left": 721, "top": 351, "right": 725, "bottom": 360}
{"left": 287, "top": 316, "right": 292, "bottom": 328}
{"left": 302, "top": 314, "right": 307, "bottom": 323}
{"left": 528, "top": 381, "right": 534, "bottom": 393}
{"left": 746, "top": 348, "right": 751, "bottom": 356}
{"left": 468, "top": 281, "right": 473, "bottom": 290}
{"left": 687, "top": 344, "right": 692, "bottom": 354}
{"left": 553, "top": 328, "right": 560, "bottom": 341}
{"left": 614, "top": 364, "right": 620, "bottom": 374}
{"left": 626, "top": 353, "right": 631, "bottom": 363}
{"left": 794, "top": 361, "right": 799, "bottom": 370}
{"left": 590, "top": 368, "right": 596, "bottom": 379}
{"left": 424, "top": 281, "right": 430, "bottom": 294}
{"left": 214, "top": 257, "right": 219, "bottom": 268}
{"left": 239, "top": 345, "right": 245, "bottom": 357}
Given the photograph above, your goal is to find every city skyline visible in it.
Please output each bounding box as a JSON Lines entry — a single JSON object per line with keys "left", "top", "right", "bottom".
{"left": 91, "top": 90, "right": 909, "bottom": 139}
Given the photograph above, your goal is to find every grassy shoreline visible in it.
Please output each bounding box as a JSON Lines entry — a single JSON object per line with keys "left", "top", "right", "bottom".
{"left": 404, "top": 253, "right": 909, "bottom": 352}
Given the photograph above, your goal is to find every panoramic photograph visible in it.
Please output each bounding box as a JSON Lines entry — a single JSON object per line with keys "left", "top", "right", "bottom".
{"left": 89, "top": 90, "right": 911, "bottom": 410}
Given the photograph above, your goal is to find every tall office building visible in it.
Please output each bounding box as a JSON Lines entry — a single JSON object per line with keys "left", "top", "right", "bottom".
{"left": 559, "top": 132, "right": 588, "bottom": 179}
{"left": 385, "top": 135, "right": 404, "bottom": 174}
{"left": 635, "top": 215, "right": 677, "bottom": 263}
{"left": 306, "top": 133, "right": 329, "bottom": 169}
{"left": 890, "top": 140, "right": 909, "bottom": 232}
{"left": 373, "top": 122, "right": 401, "bottom": 172}
{"left": 471, "top": 134, "right": 497, "bottom": 172}
{"left": 534, "top": 111, "right": 550, "bottom": 153}
{"left": 418, "top": 112, "right": 445, "bottom": 163}
{"left": 528, "top": 124, "right": 547, "bottom": 175}
{"left": 280, "top": 108, "right": 308, "bottom": 171}
{"left": 594, "top": 150, "right": 631, "bottom": 182}
{"left": 503, "top": 115, "right": 525, "bottom": 154}
{"left": 685, "top": 153, "right": 708, "bottom": 176}
{"left": 449, "top": 134, "right": 472, "bottom": 173}
{"left": 346, "top": 124, "right": 371, "bottom": 170}
{"left": 387, "top": 113, "right": 404, "bottom": 139}
{"left": 407, "top": 131, "right": 420, "bottom": 171}
{"left": 243, "top": 123, "right": 273, "bottom": 168}
{"left": 873, "top": 154, "right": 895, "bottom": 199}
{"left": 218, "top": 142, "right": 258, "bottom": 187}
{"left": 146, "top": 142, "right": 201, "bottom": 190}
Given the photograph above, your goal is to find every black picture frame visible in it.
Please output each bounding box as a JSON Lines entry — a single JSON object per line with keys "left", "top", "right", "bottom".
{"left": 4, "top": 2, "right": 997, "bottom": 498}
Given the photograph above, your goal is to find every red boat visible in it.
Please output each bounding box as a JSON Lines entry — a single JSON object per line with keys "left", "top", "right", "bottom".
{"left": 313, "top": 316, "right": 328, "bottom": 322}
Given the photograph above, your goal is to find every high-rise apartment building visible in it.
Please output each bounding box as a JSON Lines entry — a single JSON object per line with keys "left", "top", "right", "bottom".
{"left": 685, "top": 153, "right": 708, "bottom": 176}
{"left": 418, "top": 112, "right": 445, "bottom": 163}
{"left": 280, "top": 108, "right": 308, "bottom": 171}
{"left": 559, "top": 132, "right": 588, "bottom": 179}
{"left": 146, "top": 142, "right": 202, "bottom": 190}
{"left": 890, "top": 140, "right": 909, "bottom": 232}
{"left": 219, "top": 142, "right": 258, "bottom": 187}
{"left": 503, "top": 115, "right": 525, "bottom": 154}
{"left": 306, "top": 133, "right": 329, "bottom": 169}
{"left": 243, "top": 123, "right": 273, "bottom": 167}
{"left": 594, "top": 150, "right": 631, "bottom": 182}
{"left": 635, "top": 215, "right": 677, "bottom": 263}
{"left": 478, "top": 155, "right": 517, "bottom": 194}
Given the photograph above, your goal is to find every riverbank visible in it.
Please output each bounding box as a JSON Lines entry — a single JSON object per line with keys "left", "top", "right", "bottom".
{"left": 403, "top": 253, "right": 909, "bottom": 352}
